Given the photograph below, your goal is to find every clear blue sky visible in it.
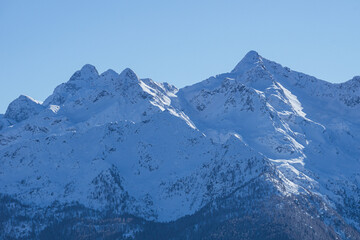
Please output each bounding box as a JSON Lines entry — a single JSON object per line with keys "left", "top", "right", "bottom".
{"left": 1, "top": 0, "right": 359, "bottom": 113}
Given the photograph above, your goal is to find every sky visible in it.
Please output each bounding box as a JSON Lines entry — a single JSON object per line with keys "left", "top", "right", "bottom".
{"left": 1, "top": 0, "right": 359, "bottom": 113}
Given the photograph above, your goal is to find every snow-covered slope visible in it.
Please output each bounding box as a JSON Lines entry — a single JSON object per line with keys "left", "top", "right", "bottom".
{"left": 1, "top": 51, "right": 359, "bottom": 239}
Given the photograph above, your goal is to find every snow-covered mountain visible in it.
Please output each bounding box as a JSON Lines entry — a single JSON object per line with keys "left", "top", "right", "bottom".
{"left": 1, "top": 51, "right": 360, "bottom": 239}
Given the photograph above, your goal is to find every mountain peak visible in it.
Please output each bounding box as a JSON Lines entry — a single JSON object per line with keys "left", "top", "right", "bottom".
{"left": 341, "top": 75, "right": 360, "bottom": 89}
{"left": 231, "top": 50, "right": 263, "bottom": 74}
{"left": 352, "top": 76, "right": 360, "bottom": 81}
{"left": 244, "top": 50, "right": 260, "bottom": 60}
{"left": 69, "top": 64, "right": 99, "bottom": 82}
{"left": 119, "top": 68, "right": 140, "bottom": 85}
{"left": 17, "top": 94, "right": 41, "bottom": 103}
{"left": 4, "top": 95, "right": 44, "bottom": 123}
{"left": 100, "top": 69, "right": 118, "bottom": 77}
{"left": 81, "top": 64, "right": 98, "bottom": 74}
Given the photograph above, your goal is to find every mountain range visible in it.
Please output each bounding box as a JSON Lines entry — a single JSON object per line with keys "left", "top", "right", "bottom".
{"left": 1, "top": 51, "right": 359, "bottom": 240}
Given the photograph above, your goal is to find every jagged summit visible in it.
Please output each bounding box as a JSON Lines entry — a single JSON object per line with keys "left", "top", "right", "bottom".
{"left": 241, "top": 50, "right": 261, "bottom": 62}
{"left": 119, "top": 67, "right": 140, "bottom": 84}
{"left": 100, "top": 69, "right": 119, "bottom": 77}
{"left": 69, "top": 63, "right": 99, "bottom": 82}
{"left": 81, "top": 63, "right": 98, "bottom": 73}
{"left": 348, "top": 75, "right": 360, "bottom": 84}
{"left": 339, "top": 75, "right": 360, "bottom": 92}
{"left": 231, "top": 50, "right": 263, "bottom": 74}
{"left": 12, "top": 94, "right": 41, "bottom": 104}
{"left": 4, "top": 95, "right": 43, "bottom": 123}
